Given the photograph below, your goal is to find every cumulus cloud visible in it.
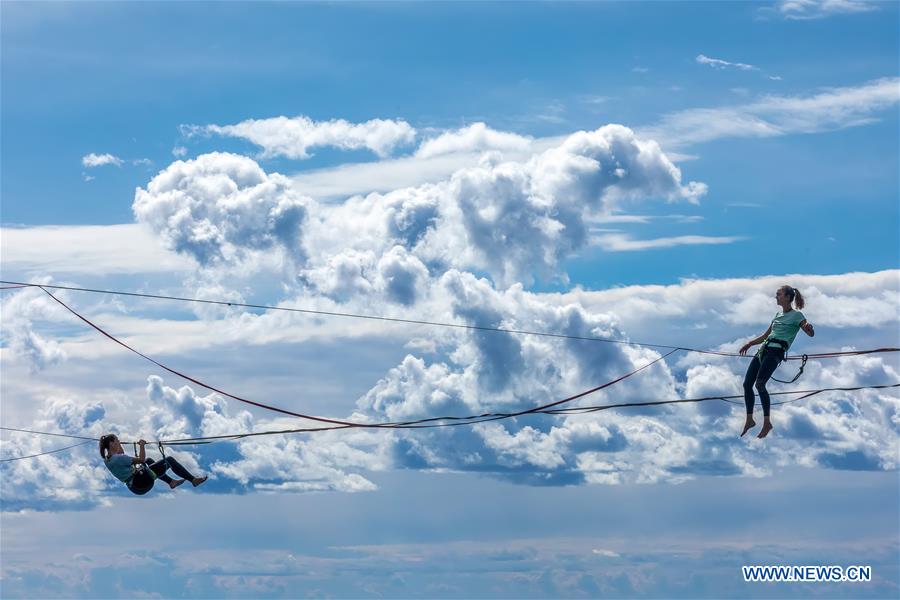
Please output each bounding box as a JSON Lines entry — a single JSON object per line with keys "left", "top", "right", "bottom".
{"left": 81, "top": 153, "right": 123, "bottom": 168}
{"left": 344, "top": 268, "right": 899, "bottom": 486}
{"left": 212, "top": 434, "right": 383, "bottom": 493}
{"left": 1, "top": 269, "right": 897, "bottom": 508}
{"left": 352, "top": 270, "right": 692, "bottom": 485}
{"left": 250, "top": 79, "right": 898, "bottom": 203}
{"left": 395, "top": 124, "right": 703, "bottom": 286}
{"left": 7, "top": 105, "right": 897, "bottom": 508}
{"left": 132, "top": 152, "right": 310, "bottom": 268}
{"left": 142, "top": 125, "right": 704, "bottom": 291}
{"left": 0, "top": 371, "right": 386, "bottom": 509}
{"left": 0, "top": 391, "right": 113, "bottom": 509}
{"left": 111, "top": 119, "right": 896, "bottom": 491}
{"left": 8, "top": 328, "right": 66, "bottom": 373}
{"left": 191, "top": 115, "right": 416, "bottom": 159}
{"left": 422, "top": 125, "right": 704, "bottom": 284}
{"left": 0, "top": 284, "right": 70, "bottom": 372}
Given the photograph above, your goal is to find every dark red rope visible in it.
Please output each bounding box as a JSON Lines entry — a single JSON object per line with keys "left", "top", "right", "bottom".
{"left": 5, "top": 280, "right": 897, "bottom": 361}
{"left": 38, "top": 286, "right": 671, "bottom": 430}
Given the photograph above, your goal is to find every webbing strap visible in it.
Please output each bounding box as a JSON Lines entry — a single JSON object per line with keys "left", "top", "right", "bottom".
{"left": 772, "top": 354, "right": 808, "bottom": 384}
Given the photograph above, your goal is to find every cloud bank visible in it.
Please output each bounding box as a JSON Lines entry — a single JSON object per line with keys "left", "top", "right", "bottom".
{"left": 3, "top": 113, "right": 897, "bottom": 511}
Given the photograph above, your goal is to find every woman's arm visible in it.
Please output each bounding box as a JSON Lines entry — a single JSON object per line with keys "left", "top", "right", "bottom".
{"left": 130, "top": 440, "right": 147, "bottom": 465}
{"left": 740, "top": 324, "right": 773, "bottom": 355}
{"left": 800, "top": 319, "right": 815, "bottom": 337}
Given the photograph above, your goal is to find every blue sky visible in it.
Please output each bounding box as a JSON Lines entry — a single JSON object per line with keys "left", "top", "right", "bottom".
{"left": 1, "top": 1, "right": 899, "bottom": 598}
{"left": 3, "top": 1, "right": 898, "bottom": 290}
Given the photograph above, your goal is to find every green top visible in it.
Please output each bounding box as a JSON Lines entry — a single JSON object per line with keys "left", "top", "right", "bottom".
{"left": 763, "top": 309, "right": 806, "bottom": 351}
{"left": 105, "top": 453, "right": 134, "bottom": 483}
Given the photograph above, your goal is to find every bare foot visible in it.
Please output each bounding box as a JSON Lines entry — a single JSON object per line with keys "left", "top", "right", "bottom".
{"left": 169, "top": 479, "right": 186, "bottom": 489}
{"left": 757, "top": 421, "right": 774, "bottom": 439}
{"left": 740, "top": 417, "right": 756, "bottom": 437}
{"left": 192, "top": 476, "right": 208, "bottom": 487}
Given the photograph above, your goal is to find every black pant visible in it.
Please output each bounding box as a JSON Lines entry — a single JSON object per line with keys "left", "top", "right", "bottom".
{"left": 743, "top": 346, "right": 785, "bottom": 417}
{"left": 128, "top": 456, "right": 196, "bottom": 495}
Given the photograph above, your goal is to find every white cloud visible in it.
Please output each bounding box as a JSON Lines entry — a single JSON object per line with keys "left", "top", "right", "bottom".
{"left": 349, "top": 269, "right": 897, "bottom": 486}
{"left": 0, "top": 283, "right": 71, "bottom": 373}
{"left": 773, "top": 0, "right": 878, "bottom": 20}
{"left": 563, "top": 270, "right": 899, "bottom": 335}
{"left": 642, "top": 77, "right": 900, "bottom": 148}
{"left": 286, "top": 79, "right": 894, "bottom": 200}
{"left": 409, "top": 124, "right": 705, "bottom": 285}
{"left": 140, "top": 126, "right": 703, "bottom": 290}
{"left": 5, "top": 108, "right": 898, "bottom": 504}
{"left": 415, "top": 123, "right": 532, "bottom": 159}
{"left": 1, "top": 224, "right": 193, "bottom": 274}
{"left": 172, "top": 146, "right": 188, "bottom": 158}
{"left": 133, "top": 152, "right": 310, "bottom": 267}
{"left": 0, "top": 368, "right": 386, "bottom": 507}
{"left": 591, "top": 233, "right": 746, "bottom": 251}
{"left": 191, "top": 115, "right": 416, "bottom": 159}
{"left": 1, "top": 269, "right": 896, "bottom": 506}
{"left": 696, "top": 54, "right": 758, "bottom": 71}
{"left": 81, "top": 153, "right": 123, "bottom": 168}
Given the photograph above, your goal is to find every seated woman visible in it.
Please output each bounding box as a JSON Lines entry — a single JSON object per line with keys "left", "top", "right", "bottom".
{"left": 100, "top": 434, "right": 207, "bottom": 495}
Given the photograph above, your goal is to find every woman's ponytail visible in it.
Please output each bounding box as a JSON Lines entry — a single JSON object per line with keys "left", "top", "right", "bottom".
{"left": 779, "top": 285, "right": 806, "bottom": 310}
{"left": 99, "top": 434, "right": 113, "bottom": 461}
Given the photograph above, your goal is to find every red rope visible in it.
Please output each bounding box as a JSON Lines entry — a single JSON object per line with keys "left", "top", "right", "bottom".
{"left": 38, "top": 286, "right": 671, "bottom": 429}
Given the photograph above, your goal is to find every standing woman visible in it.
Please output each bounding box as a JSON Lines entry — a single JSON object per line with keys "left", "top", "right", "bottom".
{"left": 100, "top": 434, "right": 207, "bottom": 495}
{"left": 739, "top": 285, "right": 815, "bottom": 438}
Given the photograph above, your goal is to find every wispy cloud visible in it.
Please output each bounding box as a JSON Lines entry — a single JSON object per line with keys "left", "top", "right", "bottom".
{"left": 81, "top": 152, "right": 123, "bottom": 168}
{"left": 641, "top": 77, "right": 900, "bottom": 148}
{"left": 590, "top": 214, "right": 704, "bottom": 225}
{"left": 696, "top": 53, "right": 783, "bottom": 81}
{"left": 591, "top": 233, "right": 746, "bottom": 251}
{"left": 771, "top": 0, "right": 878, "bottom": 20}
{"left": 1, "top": 224, "right": 192, "bottom": 274}
{"left": 696, "top": 54, "right": 757, "bottom": 71}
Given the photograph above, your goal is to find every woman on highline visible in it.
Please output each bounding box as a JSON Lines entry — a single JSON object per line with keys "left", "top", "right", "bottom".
{"left": 739, "top": 285, "right": 815, "bottom": 439}
{"left": 100, "top": 434, "right": 207, "bottom": 495}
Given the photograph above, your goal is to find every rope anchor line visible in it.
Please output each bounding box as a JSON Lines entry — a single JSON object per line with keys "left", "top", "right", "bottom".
{"left": 3, "top": 382, "right": 898, "bottom": 459}
{"left": 4, "top": 279, "right": 896, "bottom": 362}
